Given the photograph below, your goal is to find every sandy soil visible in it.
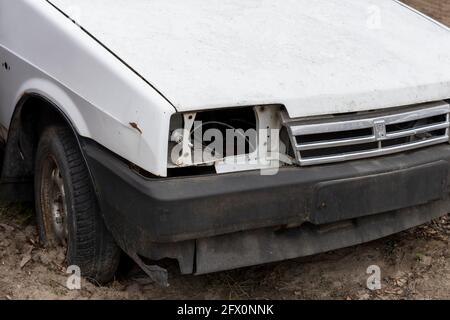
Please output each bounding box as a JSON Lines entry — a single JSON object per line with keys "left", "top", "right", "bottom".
{"left": 0, "top": 203, "right": 449, "bottom": 300}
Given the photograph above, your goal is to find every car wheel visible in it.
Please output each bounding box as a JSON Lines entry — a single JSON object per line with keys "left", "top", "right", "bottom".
{"left": 35, "top": 125, "right": 121, "bottom": 284}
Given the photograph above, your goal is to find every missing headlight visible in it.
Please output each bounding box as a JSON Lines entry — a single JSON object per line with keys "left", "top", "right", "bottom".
{"left": 168, "top": 107, "right": 257, "bottom": 171}
{"left": 168, "top": 105, "right": 293, "bottom": 177}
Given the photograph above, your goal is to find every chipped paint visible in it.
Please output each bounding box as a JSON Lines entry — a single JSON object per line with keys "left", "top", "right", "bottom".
{"left": 129, "top": 122, "right": 143, "bottom": 135}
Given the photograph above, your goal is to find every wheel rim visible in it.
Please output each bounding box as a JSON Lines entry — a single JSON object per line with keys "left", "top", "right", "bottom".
{"left": 40, "top": 155, "right": 68, "bottom": 246}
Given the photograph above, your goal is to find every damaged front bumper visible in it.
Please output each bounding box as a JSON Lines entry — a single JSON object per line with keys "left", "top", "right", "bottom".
{"left": 82, "top": 139, "right": 450, "bottom": 276}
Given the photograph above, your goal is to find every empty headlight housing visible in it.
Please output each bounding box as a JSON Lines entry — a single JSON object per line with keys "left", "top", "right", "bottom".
{"left": 167, "top": 105, "right": 290, "bottom": 176}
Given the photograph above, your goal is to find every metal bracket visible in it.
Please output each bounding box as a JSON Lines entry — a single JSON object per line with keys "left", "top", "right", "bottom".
{"left": 131, "top": 254, "right": 169, "bottom": 288}
{"left": 174, "top": 112, "right": 196, "bottom": 167}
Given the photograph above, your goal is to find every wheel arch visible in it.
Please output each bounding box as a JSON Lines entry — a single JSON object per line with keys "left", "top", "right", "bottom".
{"left": 0, "top": 92, "right": 93, "bottom": 202}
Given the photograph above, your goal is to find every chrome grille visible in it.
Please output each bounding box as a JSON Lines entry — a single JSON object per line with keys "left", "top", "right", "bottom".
{"left": 283, "top": 101, "right": 450, "bottom": 166}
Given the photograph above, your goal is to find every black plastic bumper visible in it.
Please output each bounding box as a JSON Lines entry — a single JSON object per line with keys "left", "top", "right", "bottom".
{"left": 82, "top": 140, "right": 450, "bottom": 274}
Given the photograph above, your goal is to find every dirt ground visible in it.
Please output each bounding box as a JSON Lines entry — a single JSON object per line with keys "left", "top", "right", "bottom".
{"left": 0, "top": 203, "right": 449, "bottom": 300}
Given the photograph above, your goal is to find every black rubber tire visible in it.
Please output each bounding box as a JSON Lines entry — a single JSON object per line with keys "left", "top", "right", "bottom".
{"left": 35, "top": 125, "right": 121, "bottom": 284}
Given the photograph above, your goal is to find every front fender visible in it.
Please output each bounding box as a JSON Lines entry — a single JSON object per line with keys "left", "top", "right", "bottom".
{"left": 0, "top": 0, "right": 176, "bottom": 177}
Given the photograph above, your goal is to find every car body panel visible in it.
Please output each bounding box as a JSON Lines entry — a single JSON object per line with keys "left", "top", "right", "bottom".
{"left": 0, "top": 0, "right": 176, "bottom": 177}
{"left": 2, "top": 0, "right": 450, "bottom": 175}
{"left": 49, "top": 0, "right": 450, "bottom": 117}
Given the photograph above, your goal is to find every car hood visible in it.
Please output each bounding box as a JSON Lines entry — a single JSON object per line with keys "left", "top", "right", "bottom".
{"left": 49, "top": 0, "right": 450, "bottom": 118}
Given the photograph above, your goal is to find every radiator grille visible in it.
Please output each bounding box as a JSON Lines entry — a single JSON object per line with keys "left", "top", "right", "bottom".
{"left": 283, "top": 101, "right": 450, "bottom": 166}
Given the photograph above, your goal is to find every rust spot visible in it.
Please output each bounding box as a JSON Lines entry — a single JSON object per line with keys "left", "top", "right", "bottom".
{"left": 129, "top": 122, "right": 143, "bottom": 134}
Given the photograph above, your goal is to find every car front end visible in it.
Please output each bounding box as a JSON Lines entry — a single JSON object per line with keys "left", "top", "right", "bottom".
{"left": 82, "top": 99, "right": 450, "bottom": 283}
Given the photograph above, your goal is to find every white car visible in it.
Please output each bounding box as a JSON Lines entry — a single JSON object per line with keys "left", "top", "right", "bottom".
{"left": 1, "top": 0, "right": 450, "bottom": 285}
